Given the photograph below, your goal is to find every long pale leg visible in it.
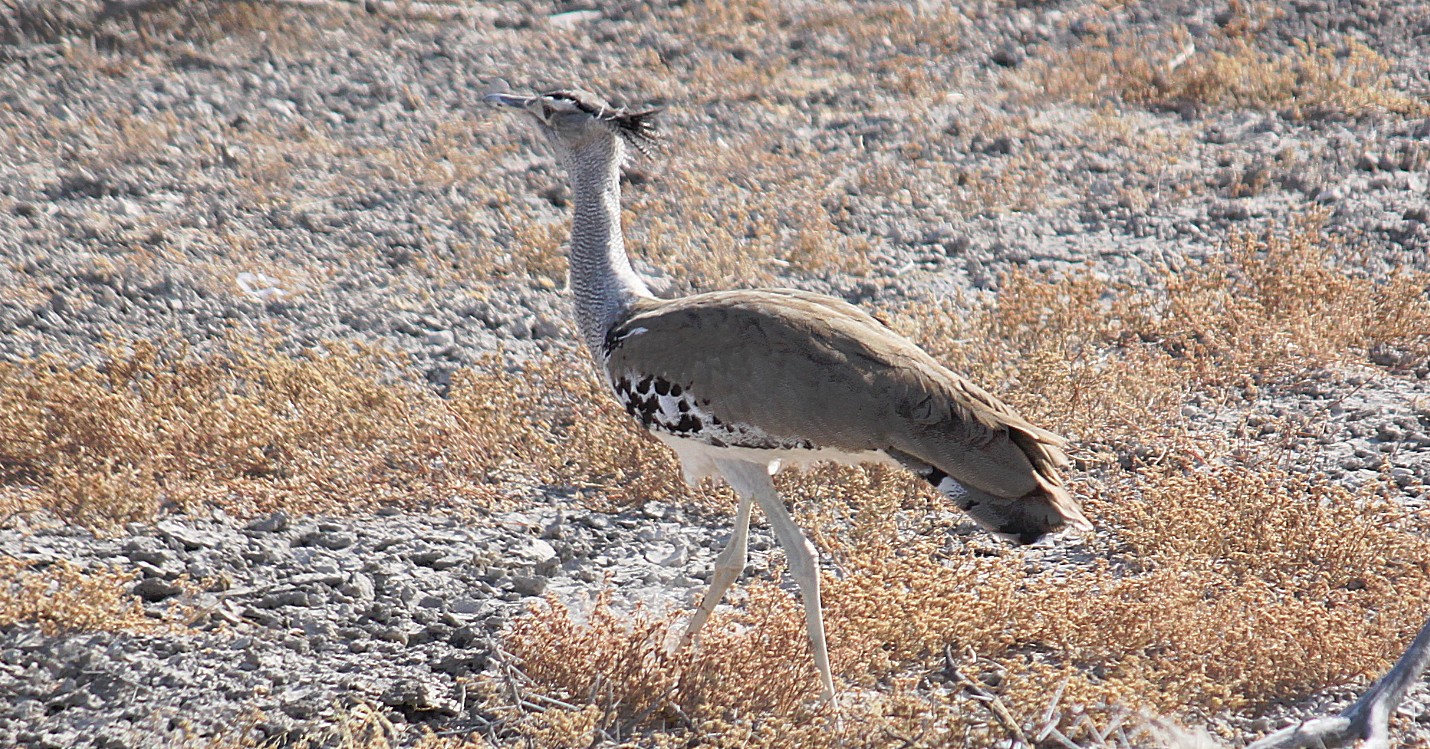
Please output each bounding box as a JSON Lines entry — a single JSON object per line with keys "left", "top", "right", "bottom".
{"left": 715, "top": 459, "right": 837, "bottom": 701}
{"left": 681, "top": 490, "right": 754, "bottom": 645}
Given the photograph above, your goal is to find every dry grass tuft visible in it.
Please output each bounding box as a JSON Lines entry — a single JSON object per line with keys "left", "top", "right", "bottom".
{"left": 448, "top": 354, "right": 700, "bottom": 512}
{"left": 1144, "top": 229, "right": 1430, "bottom": 382}
{"left": 0, "top": 0, "right": 310, "bottom": 57}
{"left": 491, "top": 584, "right": 821, "bottom": 737}
{"left": 662, "top": 0, "right": 965, "bottom": 104}
{"left": 99, "top": 0, "right": 313, "bottom": 52}
{"left": 0, "top": 558, "right": 165, "bottom": 635}
{"left": 1031, "top": 26, "right": 1428, "bottom": 119}
{"left": 1076, "top": 461, "right": 1428, "bottom": 709}
{"left": 0, "top": 338, "right": 708, "bottom": 528}
{"left": 900, "top": 221, "right": 1430, "bottom": 445}
{"left": 0, "top": 338, "right": 504, "bottom": 527}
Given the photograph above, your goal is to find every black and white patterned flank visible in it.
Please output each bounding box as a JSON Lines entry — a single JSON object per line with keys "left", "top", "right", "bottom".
{"left": 610, "top": 372, "right": 814, "bottom": 451}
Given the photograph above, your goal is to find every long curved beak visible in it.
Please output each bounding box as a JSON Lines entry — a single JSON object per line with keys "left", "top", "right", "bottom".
{"left": 484, "top": 92, "right": 533, "bottom": 107}
{"left": 483, "top": 80, "right": 532, "bottom": 108}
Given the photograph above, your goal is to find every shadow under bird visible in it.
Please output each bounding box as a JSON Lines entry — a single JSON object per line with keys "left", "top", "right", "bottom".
{"left": 484, "top": 83, "right": 1091, "bottom": 701}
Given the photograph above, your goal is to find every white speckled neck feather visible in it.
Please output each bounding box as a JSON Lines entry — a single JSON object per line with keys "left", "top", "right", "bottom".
{"left": 559, "top": 135, "right": 651, "bottom": 357}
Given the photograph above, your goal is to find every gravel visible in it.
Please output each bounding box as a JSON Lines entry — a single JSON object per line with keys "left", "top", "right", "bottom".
{"left": 1, "top": 0, "right": 1429, "bottom": 746}
{"left": 0, "top": 503, "right": 760, "bottom": 747}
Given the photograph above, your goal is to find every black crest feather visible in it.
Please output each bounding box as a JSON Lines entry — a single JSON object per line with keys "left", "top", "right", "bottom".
{"left": 613, "top": 107, "right": 661, "bottom": 157}
{"left": 543, "top": 89, "right": 661, "bottom": 156}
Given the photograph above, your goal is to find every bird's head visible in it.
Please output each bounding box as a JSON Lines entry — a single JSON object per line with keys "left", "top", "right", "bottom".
{"left": 484, "top": 82, "right": 660, "bottom": 161}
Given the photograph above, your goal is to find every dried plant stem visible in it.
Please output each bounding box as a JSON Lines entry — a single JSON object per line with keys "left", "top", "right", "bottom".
{"left": 1248, "top": 613, "right": 1430, "bottom": 749}
{"left": 945, "top": 647, "right": 1030, "bottom": 747}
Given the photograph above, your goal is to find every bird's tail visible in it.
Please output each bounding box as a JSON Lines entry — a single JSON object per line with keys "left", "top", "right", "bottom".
{"left": 893, "top": 439, "right": 1091, "bottom": 545}
{"left": 931, "top": 474, "right": 1088, "bottom": 545}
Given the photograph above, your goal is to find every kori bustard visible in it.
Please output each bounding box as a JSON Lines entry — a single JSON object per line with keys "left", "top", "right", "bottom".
{"left": 486, "top": 84, "right": 1091, "bottom": 700}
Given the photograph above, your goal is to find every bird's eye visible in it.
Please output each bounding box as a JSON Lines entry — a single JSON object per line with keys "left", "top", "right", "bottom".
{"left": 540, "top": 103, "right": 556, "bottom": 120}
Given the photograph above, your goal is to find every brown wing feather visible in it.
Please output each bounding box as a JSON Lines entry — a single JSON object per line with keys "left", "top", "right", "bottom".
{"left": 604, "top": 289, "right": 1088, "bottom": 534}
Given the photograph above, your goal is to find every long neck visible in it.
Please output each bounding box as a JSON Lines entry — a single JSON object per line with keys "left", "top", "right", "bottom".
{"left": 559, "top": 135, "right": 652, "bottom": 357}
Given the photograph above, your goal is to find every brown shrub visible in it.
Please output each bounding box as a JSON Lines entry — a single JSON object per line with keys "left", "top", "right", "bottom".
{"left": 0, "top": 558, "right": 165, "bottom": 636}
{"left": 1032, "top": 28, "right": 1427, "bottom": 119}
{"left": 899, "top": 222, "right": 1430, "bottom": 446}
{"left": 0, "top": 338, "right": 504, "bottom": 527}
{"left": 488, "top": 585, "right": 829, "bottom": 744}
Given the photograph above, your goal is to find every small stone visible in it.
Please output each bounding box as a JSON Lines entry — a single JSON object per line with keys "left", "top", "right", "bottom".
{"left": 280, "top": 690, "right": 320, "bottom": 718}
{"left": 991, "top": 44, "right": 1025, "bottom": 68}
{"left": 434, "top": 652, "right": 488, "bottom": 675}
{"left": 311, "top": 532, "right": 355, "bottom": 550}
{"left": 449, "top": 598, "right": 484, "bottom": 615}
{"left": 1378, "top": 425, "right": 1405, "bottom": 441}
{"left": 509, "top": 538, "right": 558, "bottom": 575}
{"left": 658, "top": 545, "right": 688, "bottom": 567}
{"left": 532, "top": 317, "right": 562, "bottom": 339}
{"left": 452, "top": 625, "right": 483, "bottom": 648}
{"left": 247, "top": 512, "right": 290, "bottom": 533}
{"left": 409, "top": 550, "right": 461, "bottom": 569}
{"left": 256, "top": 590, "right": 315, "bottom": 609}
{"left": 157, "top": 521, "right": 219, "bottom": 550}
{"left": 381, "top": 678, "right": 455, "bottom": 714}
{"left": 508, "top": 575, "right": 548, "bottom": 596}
{"left": 376, "top": 627, "right": 409, "bottom": 645}
{"left": 577, "top": 514, "right": 609, "bottom": 530}
{"left": 58, "top": 687, "right": 103, "bottom": 710}
{"left": 340, "top": 573, "right": 375, "bottom": 601}
{"left": 644, "top": 543, "right": 687, "bottom": 567}
{"left": 132, "top": 578, "right": 182, "bottom": 602}
{"left": 124, "top": 545, "right": 174, "bottom": 567}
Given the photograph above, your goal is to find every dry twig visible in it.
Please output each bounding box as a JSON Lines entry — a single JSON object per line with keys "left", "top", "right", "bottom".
{"left": 1247, "top": 614, "right": 1430, "bottom": 749}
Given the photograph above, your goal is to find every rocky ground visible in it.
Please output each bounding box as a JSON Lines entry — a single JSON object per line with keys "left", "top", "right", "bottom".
{"left": 1, "top": 0, "right": 1429, "bottom": 747}
{"left": 1, "top": 500, "right": 755, "bottom": 747}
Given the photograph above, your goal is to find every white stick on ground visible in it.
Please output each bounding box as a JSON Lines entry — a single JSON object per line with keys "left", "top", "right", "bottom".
{"left": 1247, "top": 614, "right": 1430, "bottom": 749}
